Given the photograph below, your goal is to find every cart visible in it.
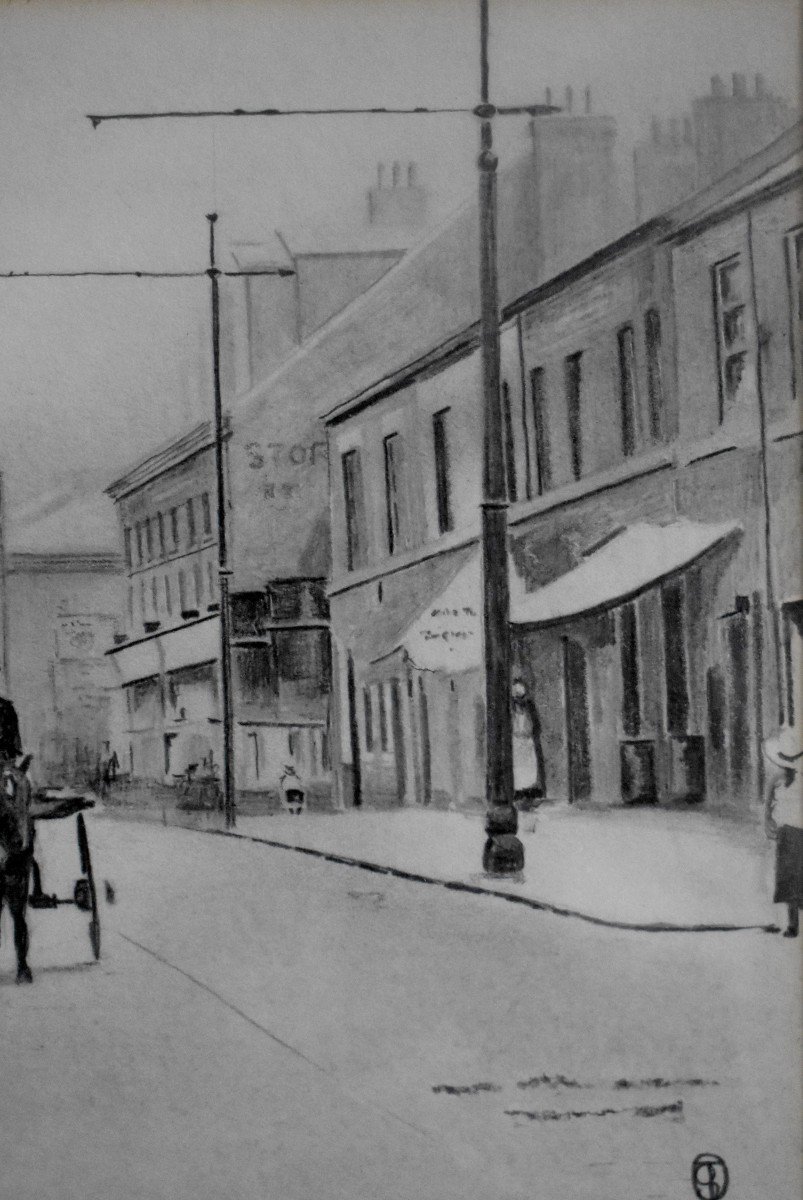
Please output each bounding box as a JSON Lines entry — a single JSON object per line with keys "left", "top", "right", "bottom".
{"left": 27, "top": 789, "right": 102, "bottom": 961}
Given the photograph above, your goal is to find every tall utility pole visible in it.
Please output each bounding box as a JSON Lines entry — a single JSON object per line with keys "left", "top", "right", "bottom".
{"left": 1, "top": 245, "right": 292, "bottom": 829}
{"left": 475, "top": 0, "right": 522, "bottom": 872}
{"left": 87, "top": 0, "right": 556, "bottom": 870}
{"left": 206, "top": 213, "right": 236, "bottom": 828}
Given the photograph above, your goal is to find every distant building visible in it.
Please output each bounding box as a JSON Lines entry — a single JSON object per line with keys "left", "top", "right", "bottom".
{"left": 3, "top": 491, "right": 124, "bottom": 787}
{"left": 634, "top": 73, "right": 797, "bottom": 221}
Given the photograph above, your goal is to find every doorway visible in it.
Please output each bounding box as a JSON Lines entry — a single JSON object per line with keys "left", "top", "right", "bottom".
{"left": 563, "top": 637, "right": 591, "bottom": 802}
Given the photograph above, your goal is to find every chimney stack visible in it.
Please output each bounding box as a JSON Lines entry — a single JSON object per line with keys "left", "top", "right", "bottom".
{"left": 732, "top": 72, "right": 747, "bottom": 99}
{"left": 711, "top": 74, "right": 726, "bottom": 98}
{"left": 564, "top": 85, "right": 573, "bottom": 113}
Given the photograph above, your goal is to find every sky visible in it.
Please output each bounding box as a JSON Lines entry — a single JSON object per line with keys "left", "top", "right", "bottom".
{"left": 0, "top": 0, "right": 799, "bottom": 535}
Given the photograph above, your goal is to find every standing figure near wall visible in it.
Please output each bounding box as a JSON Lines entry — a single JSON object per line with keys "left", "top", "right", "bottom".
{"left": 510, "top": 678, "right": 546, "bottom": 810}
{"left": 763, "top": 726, "right": 803, "bottom": 938}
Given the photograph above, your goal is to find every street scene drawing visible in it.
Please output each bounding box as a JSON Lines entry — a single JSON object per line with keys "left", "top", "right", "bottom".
{"left": 0, "top": 1, "right": 800, "bottom": 1197}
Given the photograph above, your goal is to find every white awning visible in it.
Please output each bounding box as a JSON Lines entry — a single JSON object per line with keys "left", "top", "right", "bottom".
{"left": 161, "top": 616, "right": 220, "bottom": 674}
{"left": 106, "top": 637, "right": 161, "bottom": 685}
{"left": 375, "top": 520, "right": 740, "bottom": 671}
{"left": 512, "top": 520, "right": 741, "bottom": 629}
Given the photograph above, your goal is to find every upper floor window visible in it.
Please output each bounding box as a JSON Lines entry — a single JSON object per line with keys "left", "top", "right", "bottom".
{"left": 144, "top": 517, "right": 154, "bottom": 561}
{"left": 207, "top": 560, "right": 216, "bottom": 602}
{"left": 341, "top": 449, "right": 367, "bottom": 571}
{"left": 157, "top": 512, "right": 166, "bottom": 558}
{"left": 151, "top": 576, "right": 159, "bottom": 618}
{"left": 127, "top": 585, "right": 134, "bottom": 625}
{"left": 201, "top": 492, "right": 212, "bottom": 537}
{"left": 617, "top": 325, "right": 638, "bottom": 458}
{"left": 564, "top": 352, "right": 583, "bottom": 480}
{"left": 713, "top": 255, "right": 749, "bottom": 420}
{"left": 432, "top": 408, "right": 453, "bottom": 535}
{"left": 193, "top": 561, "right": 204, "bottom": 606}
{"left": 135, "top": 522, "right": 143, "bottom": 565}
{"left": 164, "top": 575, "right": 172, "bottom": 617}
{"left": 123, "top": 527, "right": 133, "bottom": 571}
{"left": 170, "top": 507, "right": 179, "bottom": 551}
{"left": 186, "top": 498, "right": 196, "bottom": 546}
{"left": 530, "top": 366, "right": 552, "bottom": 495}
{"left": 383, "top": 433, "right": 409, "bottom": 555}
{"left": 644, "top": 308, "right": 664, "bottom": 443}
{"left": 178, "top": 569, "right": 187, "bottom": 614}
{"left": 501, "top": 382, "right": 518, "bottom": 502}
{"left": 785, "top": 226, "right": 803, "bottom": 398}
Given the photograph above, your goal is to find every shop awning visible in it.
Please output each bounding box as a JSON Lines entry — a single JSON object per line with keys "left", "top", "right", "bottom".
{"left": 374, "top": 520, "right": 740, "bottom": 671}
{"left": 106, "top": 615, "right": 220, "bottom": 683}
{"left": 512, "top": 520, "right": 741, "bottom": 629}
{"left": 106, "top": 636, "right": 161, "bottom": 685}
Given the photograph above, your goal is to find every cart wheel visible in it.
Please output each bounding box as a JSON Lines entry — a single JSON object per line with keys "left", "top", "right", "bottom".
{"left": 76, "top": 814, "right": 101, "bottom": 961}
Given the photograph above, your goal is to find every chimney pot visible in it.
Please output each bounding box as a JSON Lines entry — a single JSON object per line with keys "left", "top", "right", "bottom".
{"left": 564, "top": 85, "right": 573, "bottom": 113}
{"left": 732, "top": 72, "right": 747, "bottom": 99}
{"left": 584, "top": 86, "right": 592, "bottom": 114}
{"left": 391, "top": 160, "right": 401, "bottom": 186}
{"left": 711, "top": 74, "right": 725, "bottom": 97}
{"left": 755, "top": 72, "right": 766, "bottom": 98}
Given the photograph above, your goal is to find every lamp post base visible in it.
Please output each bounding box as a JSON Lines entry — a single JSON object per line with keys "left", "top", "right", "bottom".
{"left": 483, "top": 804, "right": 525, "bottom": 876}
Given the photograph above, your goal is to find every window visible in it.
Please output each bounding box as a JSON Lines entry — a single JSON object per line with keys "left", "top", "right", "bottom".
{"left": 378, "top": 683, "right": 389, "bottom": 752}
{"left": 661, "top": 580, "right": 689, "bottom": 734}
{"left": 617, "top": 325, "right": 638, "bottom": 458}
{"left": 644, "top": 309, "right": 664, "bottom": 443}
{"left": 383, "top": 433, "right": 409, "bottom": 555}
{"left": 186, "top": 498, "right": 196, "bottom": 545}
{"left": 565, "top": 352, "right": 583, "bottom": 480}
{"left": 713, "top": 255, "right": 749, "bottom": 419}
{"left": 501, "top": 382, "right": 518, "bottom": 502}
{"left": 151, "top": 577, "right": 158, "bottom": 618}
{"left": 201, "top": 492, "right": 212, "bottom": 537}
{"left": 170, "top": 507, "right": 179, "bottom": 550}
{"left": 529, "top": 367, "right": 552, "bottom": 494}
{"left": 123, "top": 527, "right": 133, "bottom": 571}
{"left": 178, "top": 569, "right": 187, "bottom": 613}
{"left": 342, "top": 449, "right": 367, "bottom": 571}
{"left": 193, "top": 561, "right": 203, "bottom": 605}
{"left": 786, "top": 227, "right": 803, "bottom": 397}
{"left": 157, "top": 512, "right": 166, "bottom": 558}
{"left": 363, "top": 687, "right": 374, "bottom": 752}
{"left": 135, "top": 522, "right": 143, "bottom": 565}
{"left": 164, "top": 575, "right": 172, "bottom": 616}
{"left": 145, "top": 518, "right": 154, "bottom": 561}
{"left": 207, "top": 560, "right": 216, "bottom": 601}
{"left": 139, "top": 578, "right": 147, "bottom": 623}
{"left": 432, "top": 408, "right": 453, "bottom": 534}
{"left": 619, "top": 602, "right": 641, "bottom": 737}
{"left": 127, "top": 585, "right": 134, "bottom": 625}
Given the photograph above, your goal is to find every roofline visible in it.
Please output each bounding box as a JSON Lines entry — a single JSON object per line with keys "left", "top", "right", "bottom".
{"left": 7, "top": 551, "right": 123, "bottom": 574}
{"left": 105, "top": 417, "right": 231, "bottom": 501}
{"left": 322, "top": 119, "right": 803, "bottom": 427}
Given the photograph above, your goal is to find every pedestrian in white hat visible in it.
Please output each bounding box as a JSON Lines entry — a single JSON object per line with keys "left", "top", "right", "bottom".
{"left": 763, "top": 724, "right": 803, "bottom": 937}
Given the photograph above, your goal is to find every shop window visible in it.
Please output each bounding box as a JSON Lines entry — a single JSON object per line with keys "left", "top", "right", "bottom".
{"left": 661, "top": 579, "right": 689, "bottom": 734}
{"left": 432, "top": 408, "right": 453, "bottom": 534}
{"left": 564, "top": 352, "right": 583, "bottom": 480}
{"left": 530, "top": 366, "right": 552, "bottom": 495}
{"left": 619, "top": 601, "right": 641, "bottom": 737}
{"left": 617, "top": 325, "right": 638, "bottom": 458}
{"left": 713, "top": 255, "right": 749, "bottom": 419}
{"left": 363, "top": 686, "right": 374, "bottom": 752}
{"left": 342, "top": 448, "right": 367, "bottom": 571}
{"left": 644, "top": 308, "right": 664, "bottom": 442}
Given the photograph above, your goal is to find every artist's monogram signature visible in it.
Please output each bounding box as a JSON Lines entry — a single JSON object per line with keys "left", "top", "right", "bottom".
{"left": 692, "top": 1153, "right": 729, "bottom": 1200}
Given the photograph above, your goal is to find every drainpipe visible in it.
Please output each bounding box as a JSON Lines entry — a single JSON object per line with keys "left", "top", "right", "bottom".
{"left": 746, "top": 207, "right": 784, "bottom": 727}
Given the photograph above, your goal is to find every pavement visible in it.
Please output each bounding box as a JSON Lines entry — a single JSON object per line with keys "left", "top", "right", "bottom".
{"left": 226, "top": 804, "right": 779, "bottom": 931}
{"left": 0, "top": 813, "right": 799, "bottom": 1200}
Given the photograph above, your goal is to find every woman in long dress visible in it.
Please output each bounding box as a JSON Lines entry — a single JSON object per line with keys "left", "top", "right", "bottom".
{"left": 511, "top": 678, "right": 546, "bottom": 810}
{"left": 763, "top": 725, "right": 803, "bottom": 938}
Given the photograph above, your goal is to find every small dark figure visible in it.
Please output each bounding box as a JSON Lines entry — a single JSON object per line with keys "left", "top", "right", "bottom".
{"left": 0, "top": 690, "right": 33, "bottom": 983}
{"left": 763, "top": 726, "right": 802, "bottom": 938}
{"left": 510, "top": 678, "right": 546, "bottom": 810}
{"left": 279, "top": 764, "right": 305, "bottom": 815}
